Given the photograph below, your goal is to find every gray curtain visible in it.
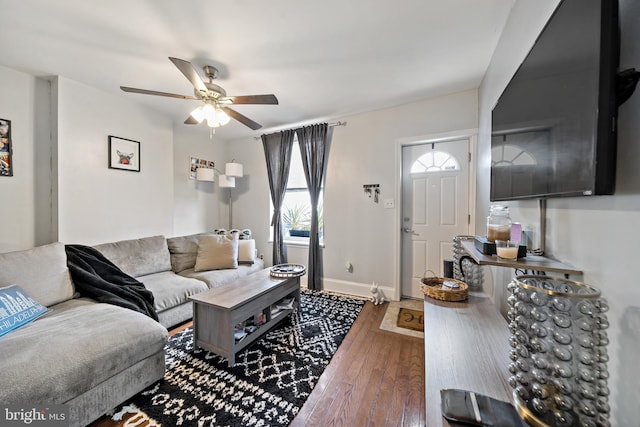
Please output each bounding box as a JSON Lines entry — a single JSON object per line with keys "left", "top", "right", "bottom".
{"left": 296, "top": 123, "right": 330, "bottom": 290}
{"left": 261, "top": 130, "right": 295, "bottom": 265}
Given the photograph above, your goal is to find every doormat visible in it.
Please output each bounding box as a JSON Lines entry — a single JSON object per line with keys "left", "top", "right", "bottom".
{"left": 379, "top": 300, "right": 424, "bottom": 338}
{"left": 397, "top": 307, "right": 424, "bottom": 332}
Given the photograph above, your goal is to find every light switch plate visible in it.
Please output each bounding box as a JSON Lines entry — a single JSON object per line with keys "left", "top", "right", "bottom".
{"left": 384, "top": 199, "right": 395, "bottom": 209}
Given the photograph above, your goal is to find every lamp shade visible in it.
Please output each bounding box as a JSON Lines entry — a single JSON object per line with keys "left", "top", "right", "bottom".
{"left": 195, "top": 167, "right": 214, "bottom": 182}
{"left": 190, "top": 106, "right": 205, "bottom": 123}
{"left": 218, "top": 174, "right": 236, "bottom": 188}
{"left": 225, "top": 162, "right": 243, "bottom": 178}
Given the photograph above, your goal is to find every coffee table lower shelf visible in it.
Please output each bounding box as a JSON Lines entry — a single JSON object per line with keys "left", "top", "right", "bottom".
{"left": 189, "top": 270, "right": 301, "bottom": 367}
{"left": 195, "top": 306, "right": 296, "bottom": 365}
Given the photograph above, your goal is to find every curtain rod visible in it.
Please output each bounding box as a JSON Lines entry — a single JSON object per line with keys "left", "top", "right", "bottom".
{"left": 253, "top": 121, "right": 347, "bottom": 140}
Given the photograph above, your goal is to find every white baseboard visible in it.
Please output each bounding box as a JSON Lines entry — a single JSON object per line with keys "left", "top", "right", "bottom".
{"left": 322, "top": 278, "right": 396, "bottom": 302}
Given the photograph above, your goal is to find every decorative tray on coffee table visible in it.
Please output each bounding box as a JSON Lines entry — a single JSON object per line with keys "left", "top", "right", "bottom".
{"left": 270, "top": 264, "right": 306, "bottom": 278}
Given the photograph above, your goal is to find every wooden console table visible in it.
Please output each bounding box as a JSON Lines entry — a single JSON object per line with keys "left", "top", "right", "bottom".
{"left": 461, "top": 240, "right": 582, "bottom": 276}
{"left": 421, "top": 239, "right": 581, "bottom": 425}
{"left": 423, "top": 293, "right": 513, "bottom": 426}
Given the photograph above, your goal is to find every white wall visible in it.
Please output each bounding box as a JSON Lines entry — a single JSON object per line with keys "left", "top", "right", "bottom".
{"left": 55, "top": 77, "right": 174, "bottom": 245}
{"left": 172, "top": 126, "right": 228, "bottom": 237}
{"left": 229, "top": 90, "right": 478, "bottom": 298}
{"left": 479, "top": 0, "right": 639, "bottom": 424}
{"left": 1, "top": 67, "right": 225, "bottom": 249}
{"left": 0, "top": 66, "right": 52, "bottom": 252}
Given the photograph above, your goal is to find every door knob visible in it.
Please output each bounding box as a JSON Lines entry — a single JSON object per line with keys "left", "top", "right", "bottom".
{"left": 403, "top": 227, "right": 419, "bottom": 236}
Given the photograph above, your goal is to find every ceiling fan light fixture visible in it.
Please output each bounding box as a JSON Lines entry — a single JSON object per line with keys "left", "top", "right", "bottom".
{"left": 121, "top": 58, "right": 277, "bottom": 130}
{"left": 205, "top": 106, "right": 231, "bottom": 128}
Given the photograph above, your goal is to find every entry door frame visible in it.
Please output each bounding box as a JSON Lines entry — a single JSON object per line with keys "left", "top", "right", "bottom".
{"left": 393, "top": 128, "right": 478, "bottom": 300}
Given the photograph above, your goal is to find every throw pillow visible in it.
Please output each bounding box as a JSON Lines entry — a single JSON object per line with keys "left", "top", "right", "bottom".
{"left": 214, "top": 228, "right": 252, "bottom": 240}
{"left": 0, "top": 284, "right": 49, "bottom": 337}
{"left": 194, "top": 234, "right": 239, "bottom": 272}
{"left": 167, "top": 233, "right": 211, "bottom": 273}
{"left": 238, "top": 239, "right": 256, "bottom": 264}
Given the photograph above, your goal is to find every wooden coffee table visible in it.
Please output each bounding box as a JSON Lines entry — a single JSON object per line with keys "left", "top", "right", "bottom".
{"left": 189, "top": 268, "right": 301, "bottom": 366}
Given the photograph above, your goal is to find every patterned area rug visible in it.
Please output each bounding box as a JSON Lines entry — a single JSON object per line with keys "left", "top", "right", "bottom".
{"left": 110, "top": 289, "right": 364, "bottom": 426}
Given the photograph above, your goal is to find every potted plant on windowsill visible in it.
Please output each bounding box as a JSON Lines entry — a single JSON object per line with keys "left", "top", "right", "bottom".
{"left": 283, "top": 205, "right": 311, "bottom": 238}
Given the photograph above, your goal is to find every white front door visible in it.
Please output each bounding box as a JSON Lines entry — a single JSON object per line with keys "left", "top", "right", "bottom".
{"left": 401, "top": 139, "right": 470, "bottom": 299}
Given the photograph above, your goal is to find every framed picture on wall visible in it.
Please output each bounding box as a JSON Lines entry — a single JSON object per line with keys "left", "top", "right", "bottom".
{"left": 108, "top": 135, "right": 140, "bottom": 172}
{"left": 189, "top": 156, "right": 214, "bottom": 179}
{"left": 0, "top": 118, "right": 13, "bottom": 177}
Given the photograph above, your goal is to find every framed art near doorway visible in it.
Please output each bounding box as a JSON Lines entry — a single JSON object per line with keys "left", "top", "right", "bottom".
{"left": 0, "top": 118, "right": 13, "bottom": 177}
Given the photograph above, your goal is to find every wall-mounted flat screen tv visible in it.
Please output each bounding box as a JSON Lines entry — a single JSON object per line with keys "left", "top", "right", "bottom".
{"left": 490, "top": 0, "right": 619, "bottom": 201}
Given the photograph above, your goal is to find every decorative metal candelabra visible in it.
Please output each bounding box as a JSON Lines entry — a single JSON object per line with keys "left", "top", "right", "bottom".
{"left": 507, "top": 275, "right": 610, "bottom": 427}
{"left": 453, "top": 235, "right": 483, "bottom": 290}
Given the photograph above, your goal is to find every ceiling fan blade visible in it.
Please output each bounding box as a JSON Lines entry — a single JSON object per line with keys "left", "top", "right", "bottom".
{"left": 169, "top": 57, "right": 208, "bottom": 93}
{"left": 184, "top": 115, "right": 199, "bottom": 125}
{"left": 120, "top": 86, "right": 197, "bottom": 100}
{"left": 225, "top": 94, "right": 279, "bottom": 105}
{"left": 221, "top": 107, "right": 262, "bottom": 130}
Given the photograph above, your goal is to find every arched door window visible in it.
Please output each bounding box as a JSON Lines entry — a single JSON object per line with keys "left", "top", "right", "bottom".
{"left": 410, "top": 150, "right": 460, "bottom": 173}
{"left": 491, "top": 144, "right": 536, "bottom": 167}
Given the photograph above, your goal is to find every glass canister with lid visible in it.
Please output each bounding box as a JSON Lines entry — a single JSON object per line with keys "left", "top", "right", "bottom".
{"left": 487, "top": 204, "right": 512, "bottom": 242}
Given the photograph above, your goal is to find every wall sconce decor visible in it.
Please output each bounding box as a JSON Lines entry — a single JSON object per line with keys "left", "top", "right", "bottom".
{"left": 363, "top": 184, "right": 380, "bottom": 203}
{"left": 507, "top": 275, "right": 610, "bottom": 427}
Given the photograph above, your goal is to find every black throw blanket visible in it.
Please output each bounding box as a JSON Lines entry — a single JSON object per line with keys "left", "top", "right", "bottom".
{"left": 65, "top": 244, "right": 158, "bottom": 321}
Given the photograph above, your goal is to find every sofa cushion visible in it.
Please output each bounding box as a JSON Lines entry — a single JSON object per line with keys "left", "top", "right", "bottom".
{"left": 0, "top": 242, "right": 75, "bottom": 307}
{"left": 136, "top": 271, "right": 208, "bottom": 312}
{"left": 180, "top": 260, "right": 264, "bottom": 288}
{"left": 0, "top": 298, "right": 168, "bottom": 405}
{"left": 94, "top": 235, "right": 171, "bottom": 278}
{"left": 194, "top": 234, "right": 239, "bottom": 272}
{"left": 167, "top": 233, "right": 207, "bottom": 273}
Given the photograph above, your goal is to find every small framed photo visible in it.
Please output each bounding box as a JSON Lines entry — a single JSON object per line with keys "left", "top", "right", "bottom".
{"left": 0, "top": 118, "right": 13, "bottom": 177}
{"left": 189, "top": 156, "right": 214, "bottom": 179}
{"left": 108, "top": 135, "right": 140, "bottom": 172}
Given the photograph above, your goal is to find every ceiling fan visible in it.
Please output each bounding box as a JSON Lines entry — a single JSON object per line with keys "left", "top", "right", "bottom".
{"left": 120, "top": 57, "right": 278, "bottom": 130}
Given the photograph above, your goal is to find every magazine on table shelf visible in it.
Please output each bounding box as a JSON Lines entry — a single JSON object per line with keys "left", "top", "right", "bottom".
{"left": 234, "top": 311, "right": 268, "bottom": 343}
{"left": 270, "top": 298, "right": 295, "bottom": 316}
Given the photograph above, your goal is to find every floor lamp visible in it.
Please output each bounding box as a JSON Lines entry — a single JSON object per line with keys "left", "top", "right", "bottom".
{"left": 198, "top": 160, "right": 243, "bottom": 229}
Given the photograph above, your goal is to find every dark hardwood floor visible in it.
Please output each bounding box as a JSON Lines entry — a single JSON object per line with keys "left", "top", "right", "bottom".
{"left": 91, "top": 301, "right": 425, "bottom": 427}
{"left": 290, "top": 301, "right": 425, "bottom": 427}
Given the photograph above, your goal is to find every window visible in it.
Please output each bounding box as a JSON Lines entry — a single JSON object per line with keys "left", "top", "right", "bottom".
{"left": 278, "top": 142, "right": 323, "bottom": 242}
{"left": 410, "top": 150, "right": 460, "bottom": 173}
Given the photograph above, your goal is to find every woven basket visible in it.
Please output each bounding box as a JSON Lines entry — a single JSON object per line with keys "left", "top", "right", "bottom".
{"left": 420, "top": 270, "right": 468, "bottom": 302}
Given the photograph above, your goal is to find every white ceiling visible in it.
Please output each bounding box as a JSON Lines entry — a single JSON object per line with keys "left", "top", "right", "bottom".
{"left": 1, "top": 0, "right": 514, "bottom": 140}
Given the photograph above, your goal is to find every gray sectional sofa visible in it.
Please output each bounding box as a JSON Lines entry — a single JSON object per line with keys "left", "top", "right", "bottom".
{"left": 0, "top": 232, "right": 264, "bottom": 427}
